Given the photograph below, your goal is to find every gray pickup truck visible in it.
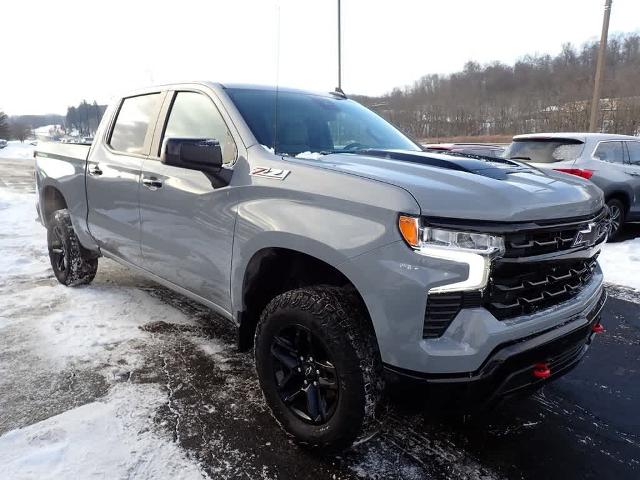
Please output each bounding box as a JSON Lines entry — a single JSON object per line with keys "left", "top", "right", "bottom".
{"left": 35, "top": 82, "right": 609, "bottom": 451}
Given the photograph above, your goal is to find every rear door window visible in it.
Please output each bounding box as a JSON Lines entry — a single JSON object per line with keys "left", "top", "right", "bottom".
{"left": 109, "top": 93, "right": 162, "bottom": 154}
{"left": 625, "top": 141, "right": 640, "bottom": 165}
{"left": 504, "top": 139, "right": 584, "bottom": 163}
{"left": 593, "top": 141, "right": 624, "bottom": 164}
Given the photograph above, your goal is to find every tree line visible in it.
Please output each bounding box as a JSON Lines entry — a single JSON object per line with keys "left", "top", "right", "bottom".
{"left": 0, "top": 111, "right": 32, "bottom": 142}
{"left": 0, "top": 100, "right": 107, "bottom": 142}
{"left": 65, "top": 100, "right": 107, "bottom": 136}
{"left": 354, "top": 33, "right": 640, "bottom": 141}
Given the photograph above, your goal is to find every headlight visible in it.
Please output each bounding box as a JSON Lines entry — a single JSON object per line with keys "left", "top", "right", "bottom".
{"left": 398, "top": 215, "right": 505, "bottom": 293}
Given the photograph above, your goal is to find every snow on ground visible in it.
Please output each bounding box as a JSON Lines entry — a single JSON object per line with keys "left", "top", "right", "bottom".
{"left": 0, "top": 384, "right": 206, "bottom": 480}
{"left": 0, "top": 189, "right": 50, "bottom": 284}
{"left": 600, "top": 238, "right": 640, "bottom": 291}
{"left": 0, "top": 188, "right": 213, "bottom": 478}
{"left": 0, "top": 140, "right": 34, "bottom": 160}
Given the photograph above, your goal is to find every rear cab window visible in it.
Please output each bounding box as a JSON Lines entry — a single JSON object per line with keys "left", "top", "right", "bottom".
{"left": 503, "top": 138, "right": 584, "bottom": 163}
{"left": 109, "top": 93, "right": 162, "bottom": 154}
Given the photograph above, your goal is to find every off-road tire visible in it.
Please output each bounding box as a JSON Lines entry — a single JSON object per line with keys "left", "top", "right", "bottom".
{"left": 606, "top": 198, "right": 625, "bottom": 240}
{"left": 254, "top": 285, "right": 385, "bottom": 451}
{"left": 47, "top": 209, "right": 98, "bottom": 286}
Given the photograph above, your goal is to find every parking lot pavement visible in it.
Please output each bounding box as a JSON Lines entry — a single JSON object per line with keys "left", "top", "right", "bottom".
{"left": 127, "top": 284, "right": 640, "bottom": 480}
{"left": 1, "top": 156, "right": 638, "bottom": 479}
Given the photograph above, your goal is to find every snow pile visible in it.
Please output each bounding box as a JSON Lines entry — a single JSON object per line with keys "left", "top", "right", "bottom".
{"left": 0, "top": 384, "right": 205, "bottom": 480}
{"left": 295, "top": 151, "right": 323, "bottom": 160}
{"left": 0, "top": 188, "right": 212, "bottom": 478}
{"left": 600, "top": 237, "right": 640, "bottom": 291}
{"left": 0, "top": 140, "right": 35, "bottom": 159}
{"left": 261, "top": 144, "right": 275, "bottom": 154}
{"left": 0, "top": 189, "right": 51, "bottom": 283}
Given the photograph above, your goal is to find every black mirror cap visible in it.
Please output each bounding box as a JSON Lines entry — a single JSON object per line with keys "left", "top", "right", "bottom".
{"left": 161, "top": 138, "right": 223, "bottom": 171}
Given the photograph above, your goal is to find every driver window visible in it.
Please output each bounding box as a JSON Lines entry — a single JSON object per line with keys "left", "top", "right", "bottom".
{"left": 161, "top": 91, "right": 237, "bottom": 164}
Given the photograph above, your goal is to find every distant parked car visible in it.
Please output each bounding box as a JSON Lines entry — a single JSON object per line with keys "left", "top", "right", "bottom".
{"left": 423, "top": 143, "right": 505, "bottom": 158}
{"left": 0, "top": 139, "right": 7, "bottom": 149}
{"left": 504, "top": 132, "right": 640, "bottom": 238}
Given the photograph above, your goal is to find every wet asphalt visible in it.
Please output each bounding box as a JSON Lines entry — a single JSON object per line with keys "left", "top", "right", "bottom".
{"left": 1, "top": 156, "right": 638, "bottom": 479}
{"left": 137, "top": 283, "right": 640, "bottom": 480}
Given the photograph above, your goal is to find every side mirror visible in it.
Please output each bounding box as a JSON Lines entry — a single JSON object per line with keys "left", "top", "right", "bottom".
{"left": 161, "top": 138, "right": 223, "bottom": 172}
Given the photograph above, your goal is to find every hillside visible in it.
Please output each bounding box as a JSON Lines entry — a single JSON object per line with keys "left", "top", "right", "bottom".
{"left": 353, "top": 33, "right": 640, "bottom": 141}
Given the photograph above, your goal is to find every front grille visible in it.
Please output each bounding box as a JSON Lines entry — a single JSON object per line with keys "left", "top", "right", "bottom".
{"left": 487, "top": 255, "right": 598, "bottom": 320}
{"left": 502, "top": 209, "right": 609, "bottom": 258}
{"left": 422, "top": 210, "right": 606, "bottom": 336}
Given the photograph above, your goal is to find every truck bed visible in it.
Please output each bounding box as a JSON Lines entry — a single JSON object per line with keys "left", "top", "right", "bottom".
{"left": 35, "top": 141, "right": 91, "bottom": 163}
{"left": 34, "top": 141, "right": 93, "bottom": 233}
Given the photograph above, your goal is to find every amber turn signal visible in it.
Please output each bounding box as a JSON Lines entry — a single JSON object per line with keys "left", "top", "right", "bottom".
{"left": 398, "top": 215, "right": 420, "bottom": 248}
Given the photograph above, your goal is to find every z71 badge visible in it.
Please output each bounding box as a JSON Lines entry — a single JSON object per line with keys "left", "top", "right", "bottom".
{"left": 250, "top": 167, "right": 291, "bottom": 180}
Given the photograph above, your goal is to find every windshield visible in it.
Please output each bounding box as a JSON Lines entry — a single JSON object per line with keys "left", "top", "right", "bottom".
{"left": 503, "top": 138, "right": 584, "bottom": 164}
{"left": 225, "top": 88, "right": 420, "bottom": 157}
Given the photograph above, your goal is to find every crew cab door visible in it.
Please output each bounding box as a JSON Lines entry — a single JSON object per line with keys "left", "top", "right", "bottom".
{"left": 86, "top": 92, "right": 164, "bottom": 263}
{"left": 139, "top": 90, "right": 238, "bottom": 313}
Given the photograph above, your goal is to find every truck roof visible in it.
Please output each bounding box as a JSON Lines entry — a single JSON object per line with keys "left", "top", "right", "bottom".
{"left": 113, "top": 81, "right": 342, "bottom": 100}
{"left": 219, "top": 83, "right": 339, "bottom": 97}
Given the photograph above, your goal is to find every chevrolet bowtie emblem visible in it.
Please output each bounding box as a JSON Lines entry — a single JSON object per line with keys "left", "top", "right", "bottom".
{"left": 573, "top": 222, "right": 599, "bottom": 247}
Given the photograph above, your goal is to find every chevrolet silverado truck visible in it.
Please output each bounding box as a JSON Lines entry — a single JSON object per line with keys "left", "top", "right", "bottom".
{"left": 35, "top": 82, "right": 609, "bottom": 451}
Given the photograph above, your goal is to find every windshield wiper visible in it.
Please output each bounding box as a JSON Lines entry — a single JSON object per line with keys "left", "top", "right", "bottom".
{"left": 509, "top": 156, "right": 532, "bottom": 161}
{"left": 319, "top": 148, "right": 370, "bottom": 155}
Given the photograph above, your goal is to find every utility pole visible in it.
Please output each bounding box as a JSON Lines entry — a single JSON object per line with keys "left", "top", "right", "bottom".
{"left": 337, "top": 0, "right": 342, "bottom": 91}
{"left": 589, "top": 0, "right": 613, "bottom": 132}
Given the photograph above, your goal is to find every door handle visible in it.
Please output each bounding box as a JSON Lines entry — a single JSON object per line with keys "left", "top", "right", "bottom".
{"left": 88, "top": 165, "right": 103, "bottom": 176}
{"left": 142, "top": 177, "right": 163, "bottom": 190}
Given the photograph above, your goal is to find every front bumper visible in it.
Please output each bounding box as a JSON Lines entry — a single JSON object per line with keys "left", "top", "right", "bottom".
{"left": 385, "top": 289, "right": 607, "bottom": 403}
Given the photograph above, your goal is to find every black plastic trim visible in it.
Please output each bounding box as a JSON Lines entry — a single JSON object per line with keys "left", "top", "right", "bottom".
{"left": 386, "top": 289, "right": 607, "bottom": 396}
{"left": 423, "top": 207, "right": 607, "bottom": 234}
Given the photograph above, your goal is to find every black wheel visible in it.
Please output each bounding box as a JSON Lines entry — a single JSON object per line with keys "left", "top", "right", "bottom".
{"left": 254, "top": 286, "right": 384, "bottom": 451}
{"left": 606, "top": 199, "right": 625, "bottom": 240}
{"left": 47, "top": 209, "right": 98, "bottom": 286}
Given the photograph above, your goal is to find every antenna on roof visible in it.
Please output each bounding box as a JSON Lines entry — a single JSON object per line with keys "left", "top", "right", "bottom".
{"left": 337, "top": 0, "right": 342, "bottom": 92}
{"left": 331, "top": 0, "right": 347, "bottom": 99}
{"left": 331, "top": 87, "right": 347, "bottom": 99}
{"left": 274, "top": 3, "right": 281, "bottom": 154}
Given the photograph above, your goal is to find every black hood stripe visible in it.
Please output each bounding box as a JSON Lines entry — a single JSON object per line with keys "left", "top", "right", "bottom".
{"left": 358, "top": 149, "right": 531, "bottom": 180}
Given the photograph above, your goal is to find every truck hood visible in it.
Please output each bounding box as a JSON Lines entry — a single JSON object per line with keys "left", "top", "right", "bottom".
{"left": 296, "top": 149, "right": 604, "bottom": 222}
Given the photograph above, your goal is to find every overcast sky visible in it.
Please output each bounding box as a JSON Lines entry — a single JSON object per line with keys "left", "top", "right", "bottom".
{"left": 2, "top": 0, "right": 639, "bottom": 115}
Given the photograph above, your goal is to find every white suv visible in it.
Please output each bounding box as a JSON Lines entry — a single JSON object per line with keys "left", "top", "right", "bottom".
{"left": 504, "top": 132, "right": 640, "bottom": 238}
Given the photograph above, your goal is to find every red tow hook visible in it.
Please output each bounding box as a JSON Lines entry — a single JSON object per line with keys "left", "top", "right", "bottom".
{"left": 533, "top": 362, "right": 551, "bottom": 379}
{"left": 592, "top": 323, "right": 605, "bottom": 333}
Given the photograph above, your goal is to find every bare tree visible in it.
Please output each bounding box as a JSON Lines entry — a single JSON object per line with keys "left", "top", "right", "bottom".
{"left": 11, "top": 122, "right": 31, "bottom": 142}
{"left": 355, "top": 33, "right": 640, "bottom": 140}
